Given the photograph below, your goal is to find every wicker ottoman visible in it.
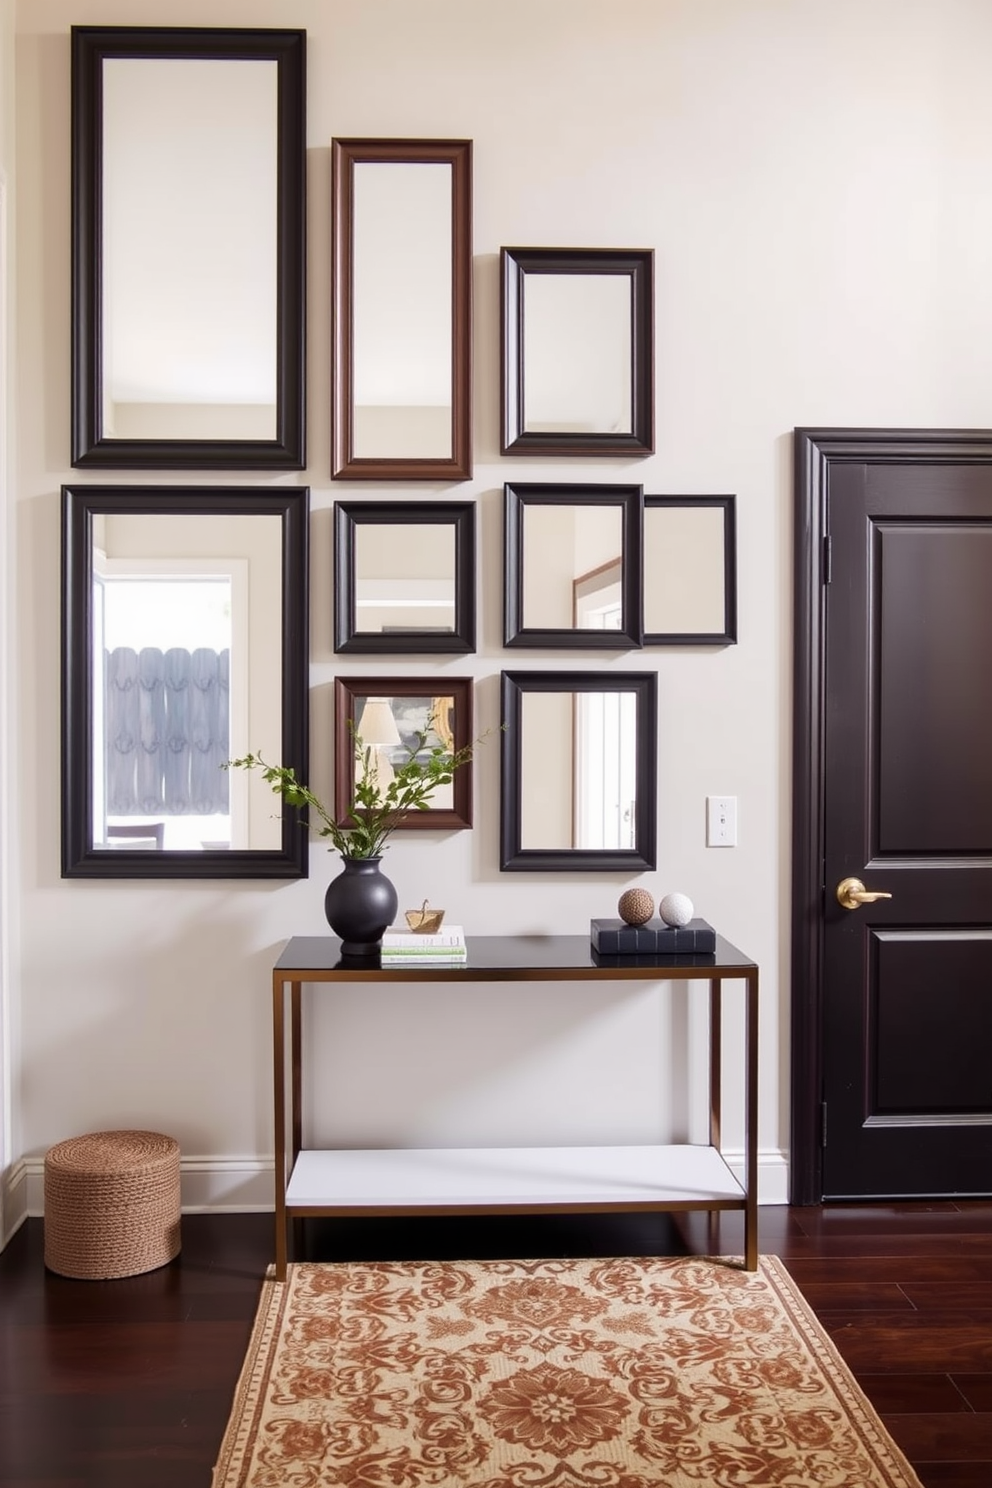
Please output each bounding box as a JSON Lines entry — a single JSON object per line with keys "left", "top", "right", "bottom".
{"left": 43, "top": 1129, "right": 181, "bottom": 1279}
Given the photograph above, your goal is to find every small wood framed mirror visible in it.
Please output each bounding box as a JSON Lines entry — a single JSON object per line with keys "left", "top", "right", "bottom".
{"left": 333, "top": 501, "right": 476, "bottom": 654}
{"left": 504, "top": 482, "right": 643, "bottom": 648}
{"left": 500, "top": 670, "right": 657, "bottom": 872}
{"left": 644, "top": 495, "right": 737, "bottom": 645}
{"left": 332, "top": 139, "right": 473, "bottom": 480}
{"left": 501, "top": 247, "right": 654, "bottom": 457}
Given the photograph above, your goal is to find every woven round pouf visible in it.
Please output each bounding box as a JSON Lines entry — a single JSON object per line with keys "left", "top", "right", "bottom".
{"left": 43, "top": 1130, "right": 181, "bottom": 1280}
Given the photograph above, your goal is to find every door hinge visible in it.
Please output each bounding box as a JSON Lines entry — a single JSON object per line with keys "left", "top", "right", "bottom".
{"left": 822, "top": 534, "right": 832, "bottom": 584}
{"left": 821, "top": 1100, "right": 828, "bottom": 1147}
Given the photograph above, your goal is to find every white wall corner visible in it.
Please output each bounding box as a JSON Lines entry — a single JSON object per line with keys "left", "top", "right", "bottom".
{"left": 1, "top": 1156, "right": 28, "bottom": 1247}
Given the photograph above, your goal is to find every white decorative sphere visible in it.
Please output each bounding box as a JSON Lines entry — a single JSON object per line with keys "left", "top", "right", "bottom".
{"left": 659, "top": 891, "right": 694, "bottom": 927}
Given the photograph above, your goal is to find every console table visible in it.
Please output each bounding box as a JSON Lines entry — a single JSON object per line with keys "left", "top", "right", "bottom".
{"left": 271, "top": 934, "right": 759, "bottom": 1280}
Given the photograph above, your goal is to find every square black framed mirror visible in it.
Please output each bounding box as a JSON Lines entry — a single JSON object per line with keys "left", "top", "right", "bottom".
{"left": 500, "top": 670, "right": 657, "bottom": 872}
{"left": 62, "top": 486, "right": 310, "bottom": 877}
{"left": 504, "top": 482, "right": 643, "bottom": 648}
{"left": 71, "top": 27, "right": 306, "bottom": 469}
{"left": 334, "top": 501, "right": 476, "bottom": 654}
{"left": 501, "top": 247, "right": 654, "bottom": 457}
{"left": 644, "top": 495, "right": 737, "bottom": 645}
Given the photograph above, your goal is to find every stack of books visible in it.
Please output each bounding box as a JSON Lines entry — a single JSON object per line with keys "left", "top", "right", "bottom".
{"left": 380, "top": 925, "right": 467, "bottom": 966}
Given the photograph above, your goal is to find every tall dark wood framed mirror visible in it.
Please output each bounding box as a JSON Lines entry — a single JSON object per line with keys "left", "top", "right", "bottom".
{"left": 71, "top": 27, "right": 306, "bottom": 469}
{"left": 500, "top": 670, "right": 657, "bottom": 872}
{"left": 332, "top": 138, "right": 473, "bottom": 481}
{"left": 62, "top": 486, "right": 310, "bottom": 877}
{"left": 334, "top": 501, "right": 476, "bottom": 654}
{"left": 504, "top": 482, "right": 643, "bottom": 648}
{"left": 501, "top": 247, "right": 654, "bottom": 457}
{"left": 644, "top": 495, "right": 737, "bottom": 645}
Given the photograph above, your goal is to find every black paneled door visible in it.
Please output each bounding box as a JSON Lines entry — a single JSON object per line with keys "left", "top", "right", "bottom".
{"left": 794, "top": 432, "right": 992, "bottom": 1200}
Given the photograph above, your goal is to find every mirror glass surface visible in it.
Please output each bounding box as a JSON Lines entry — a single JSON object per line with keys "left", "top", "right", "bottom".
{"left": 500, "top": 671, "right": 657, "bottom": 871}
{"left": 522, "top": 274, "right": 632, "bottom": 434}
{"left": 332, "top": 139, "right": 472, "bottom": 481}
{"left": 643, "top": 496, "right": 737, "bottom": 644}
{"left": 355, "top": 524, "right": 456, "bottom": 633}
{"left": 353, "top": 162, "right": 452, "bottom": 459}
{"left": 63, "top": 488, "right": 309, "bottom": 877}
{"left": 522, "top": 505, "right": 622, "bottom": 630}
{"left": 72, "top": 28, "right": 306, "bottom": 469}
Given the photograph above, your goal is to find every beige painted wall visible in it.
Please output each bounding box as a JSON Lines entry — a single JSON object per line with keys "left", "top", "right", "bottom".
{"left": 7, "top": 0, "right": 992, "bottom": 1226}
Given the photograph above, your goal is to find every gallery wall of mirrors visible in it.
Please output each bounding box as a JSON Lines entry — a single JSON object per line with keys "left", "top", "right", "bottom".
{"left": 62, "top": 27, "right": 741, "bottom": 880}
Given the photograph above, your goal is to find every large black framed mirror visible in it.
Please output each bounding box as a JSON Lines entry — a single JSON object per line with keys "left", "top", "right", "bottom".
{"left": 334, "top": 501, "right": 476, "bottom": 654}
{"left": 644, "top": 495, "right": 738, "bottom": 645}
{"left": 332, "top": 138, "right": 473, "bottom": 481}
{"left": 62, "top": 485, "right": 310, "bottom": 878}
{"left": 501, "top": 247, "right": 654, "bottom": 457}
{"left": 71, "top": 27, "right": 306, "bottom": 469}
{"left": 500, "top": 671, "right": 657, "bottom": 872}
{"left": 504, "top": 482, "right": 643, "bottom": 648}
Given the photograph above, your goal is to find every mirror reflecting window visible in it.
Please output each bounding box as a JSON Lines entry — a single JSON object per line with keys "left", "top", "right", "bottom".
{"left": 501, "top": 248, "right": 654, "bottom": 457}
{"left": 71, "top": 28, "right": 306, "bottom": 469}
{"left": 500, "top": 670, "right": 657, "bottom": 871}
{"left": 644, "top": 495, "right": 737, "bottom": 645}
{"left": 504, "top": 483, "right": 643, "bottom": 648}
{"left": 62, "top": 487, "right": 310, "bottom": 877}
{"left": 334, "top": 677, "right": 474, "bottom": 830}
{"left": 334, "top": 501, "right": 476, "bottom": 654}
{"left": 332, "top": 139, "right": 472, "bottom": 481}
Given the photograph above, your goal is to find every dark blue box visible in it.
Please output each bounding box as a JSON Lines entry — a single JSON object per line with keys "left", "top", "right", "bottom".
{"left": 590, "top": 917, "right": 717, "bottom": 954}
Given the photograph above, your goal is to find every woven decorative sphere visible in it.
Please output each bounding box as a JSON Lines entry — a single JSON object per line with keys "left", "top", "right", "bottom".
{"left": 618, "top": 887, "right": 655, "bottom": 926}
{"left": 659, "top": 891, "right": 694, "bottom": 927}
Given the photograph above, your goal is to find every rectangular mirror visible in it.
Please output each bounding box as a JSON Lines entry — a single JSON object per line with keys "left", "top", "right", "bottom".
{"left": 71, "top": 27, "right": 306, "bottom": 469}
{"left": 332, "top": 139, "right": 472, "bottom": 481}
{"left": 644, "top": 496, "right": 737, "bottom": 645}
{"left": 504, "top": 482, "right": 643, "bottom": 648}
{"left": 501, "top": 247, "right": 654, "bottom": 457}
{"left": 62, "top": 486, "right": 310, "bottom": 877}
{"left": 334, "top": 501, "right": 476, "bottom": 654}
{"left": 500, "top": 671, "right": 657, "bottom": 871}
{"left": 334, "top": 677, "right": 474, "bottom": 830}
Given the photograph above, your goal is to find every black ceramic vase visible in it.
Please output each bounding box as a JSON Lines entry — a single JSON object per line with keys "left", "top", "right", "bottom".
{"left": 323, "top": 855, "right": 398, "bottom": 956}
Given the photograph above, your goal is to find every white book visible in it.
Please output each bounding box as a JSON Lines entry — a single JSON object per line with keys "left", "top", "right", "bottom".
{"left": 379, "top": 955, "right": 468, "bottom": 967}
{"left": 380, "top": 946, "right": 468, "bottom": 960}
{"left": 382, "top": 925, "right": 466, "bottom": 949}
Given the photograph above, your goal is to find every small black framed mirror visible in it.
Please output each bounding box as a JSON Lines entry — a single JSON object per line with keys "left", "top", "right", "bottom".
{"left": 501, "top": 247, "right": 654, "bottom": 457}
{"left": 62, "top": 485, "right": 310, "bottom": 877}
{"left": 644, "top": 495, "right": 737, "bottom": 645}
{"left": 500, "top": 670, "right": 657, "bottom": 872}
{"left": 71, "top": 27, "right": 306, "bottom": 469}
{"left": 333, "top": 501, "right": 476, "bottom": 654}
{"left": 504, "top": 483, "right": 643, "bottom": 648}
{"left": 332, "top": 138, "right": 473, "bottom": 481}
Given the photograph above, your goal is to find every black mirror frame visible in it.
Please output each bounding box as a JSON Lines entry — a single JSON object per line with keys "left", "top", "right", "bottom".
{"left": 333, "top": 676, "right": 474, "bottom": 831}
{"left": 504, "top": 482, "right": 643, "bottom": 649}
{"left": 644, "top": 495, "right": 738, "bottom": 646}
{"left": 333, "top": 500, "right": 476, "bottom": 654}
{"left": 71, "top": 26, "right": 307, "bottom": 470}
{"left": 501, "top": 247, "right": 654, "bottom": 458}
{"left": 61, "top": 485, "right": 310, "bottom": 878}
{"left": 331, "top": 138, "right": 473, "bottom": 481}
{"left": 499, "top": 670, "right": 657, "bottom": 872}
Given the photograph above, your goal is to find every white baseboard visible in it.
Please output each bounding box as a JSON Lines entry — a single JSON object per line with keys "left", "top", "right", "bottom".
{"left": 13, "top": 1148, "right": 790, "bottom": 1219}
{"left": 1, "top": 1157, "right": 28, "bottom": 1246}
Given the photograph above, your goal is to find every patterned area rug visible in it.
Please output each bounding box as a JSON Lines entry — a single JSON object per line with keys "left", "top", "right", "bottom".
{"left": 213, "top": 1255, "right": 922, "bottom": 1487}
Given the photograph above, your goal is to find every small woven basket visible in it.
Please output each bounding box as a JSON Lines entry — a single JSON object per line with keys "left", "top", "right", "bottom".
{"left": 43, "top": 1129, "right": 181, "bottom": 1280}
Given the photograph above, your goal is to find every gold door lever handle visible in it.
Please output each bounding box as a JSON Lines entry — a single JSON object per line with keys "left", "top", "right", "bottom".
{"left": 836, "top": 876, "right": 894, "bottom": 911}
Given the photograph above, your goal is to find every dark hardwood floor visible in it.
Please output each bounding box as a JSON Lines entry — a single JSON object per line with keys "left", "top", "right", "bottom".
{"left": 2, "top": 1202, "right": 991, "bottom": 1487}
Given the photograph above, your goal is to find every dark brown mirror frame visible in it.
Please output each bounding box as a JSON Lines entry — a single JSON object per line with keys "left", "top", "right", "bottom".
{"left": 331, "top": 138, "right": 473, "bottom": 481}
{"left": 501, "top": 247, "right": 654, "bottom": 458}
{"left": 499, "top": 670, "right": 657, "bottom": 872}
{"left": 333, "top": 676, "right": 474, "bottom": 831}
{"left": 644, "top": 495, "right": 738, "bottom": 646}
{"left": 71, "top": 26, "right": 306, "bottom": 470}
{"left": 333, "top": 501, "right": 476, "bottom": 654}
{"left": 61, "top": 485, "right": 310, "bottom": 878}
{"left": 504, "top": 482, "right": 644, "bottom": 648}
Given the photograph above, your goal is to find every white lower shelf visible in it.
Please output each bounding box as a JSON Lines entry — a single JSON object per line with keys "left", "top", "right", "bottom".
{"left": 285, "top": 1143, "right": 744, "bottom": 1212}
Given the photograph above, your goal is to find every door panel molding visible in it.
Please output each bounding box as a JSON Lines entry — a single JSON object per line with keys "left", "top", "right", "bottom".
{"left": 791, "top": 427, "right": 992, "bottom": 1204}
